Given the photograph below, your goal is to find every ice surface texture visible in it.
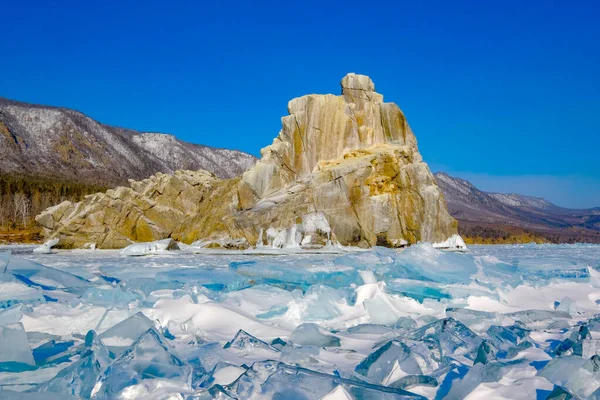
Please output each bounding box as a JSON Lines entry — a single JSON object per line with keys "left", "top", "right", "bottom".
{"left": 0, "top": 243, "right": 599, "bottom": 398}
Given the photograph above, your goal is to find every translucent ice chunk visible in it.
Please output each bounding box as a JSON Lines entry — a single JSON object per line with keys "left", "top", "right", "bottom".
{"left": 583, "top": 340, "right": 600, "bottom": 359}
{"left": 155, "top": 268, "right": 251, "bottom": 293}
{"left": 81, "top": 286, "right": 142, "bottom": 308}
{"left": 230, "top": 260, "right": 359, "bottom": 290}
{"left": 99, "top": 311, "right": 156, "bottom": 355}
{"left": 387, "top": 281, "right": 452, "bottom": 303}
{"left": 0, "top": 279, "right": 45, "bottom": 308}
{"left": 187, "top": 385, "right": 235, "bottom": 399}
{"left": 0, "top": 322, "right": 35, "bottom": 372}
{"left": 270, "top": 338, "right": 287, "bottom": 351}
{"left": 355, "top": 340, "right": 423, "bottom": 386}
{"left": 554, "top": 324, "right": 591, "bottom": 357}
{"left": 289, "top": 323, "right": 341, "bottom": 347}
{"left": 0, "top": 304, "right": 24, "bottom": 327}
{"left": 320, "top": 385, "right": 353, "bottom": 400}
{"left": 91, "top": 328, "right": 192, "bottom": 399}
{"left": 474, "top": 340, "right": 496, "bottom": 365}
{"left": 487, "top": 324, "right": 532, "bottom": 358}
{"left": 198, "top": 362, "right": 247, "bottom": 388}
{"left": 302, "top": 285, "right": 347, "bottom": 322}
{"left": 223, "top": 329, "right": 280, "bottom": 354}
{"left": 32, "top": 339, "right": 75, "bottom": 366}
{"left": 406, "top": 318, "right": 483, "bottom": 361}
{"left": 391, "top": 243, "right": 478, "bottom": 284}
{"left": 0, "top": 392, "right": 77, "bottom": 400}
{"left": 36, "top": 331, "right": 111, "bottom": 397}
{"left": 545, "top": 386, "right": 575, "bottom": 400}
{"left": 6, "top": 257, "right": 90, "bottom": 293}
{"left": 446, "top": 308, "right": 504, "bottom": 331}
{"left": 347, "top": 324, "right": 396, "bottom": 335}
{"left": 517, "top": 258, "right": 590, "bottom": 283}
{"left": 0, "top": 250, "right": 10, "bottom": 273}
{"left": 507, "top": 309, "right": 572, "bottom": 324}
{"left": 228, "top": 361, "right": 425, "bottom": 399}
{"left": 539, "top": 355, "right": 600, "bottom": 398}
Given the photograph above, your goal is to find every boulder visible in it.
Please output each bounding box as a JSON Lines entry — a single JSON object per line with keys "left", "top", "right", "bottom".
{"left": 36, "top": 73, "right": 457, "bottom": 249}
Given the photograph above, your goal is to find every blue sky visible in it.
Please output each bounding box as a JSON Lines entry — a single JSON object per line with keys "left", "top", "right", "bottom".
{"left": 1, "top": 0, "right": 599, "bottom": 208}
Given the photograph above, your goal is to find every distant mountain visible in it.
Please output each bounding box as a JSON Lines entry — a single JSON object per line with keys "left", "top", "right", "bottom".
{"left": 0, "top": 97, "right": 256, "bottom": 185}
{"left": 435, "top": 172, "right": 600, "bottom": 243}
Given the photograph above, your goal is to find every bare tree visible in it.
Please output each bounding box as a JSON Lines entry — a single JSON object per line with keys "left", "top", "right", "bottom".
{"left": 21, "top": 196, "right": 31, "bottom": 227}
{"left": 13, "top": 193, "right": 31, "bottom": 228}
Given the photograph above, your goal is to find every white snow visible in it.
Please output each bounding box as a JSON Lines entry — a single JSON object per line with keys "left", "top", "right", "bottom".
{"left": 432, "top": 233, "right": 467, "bottom": 250}
{"left": 32, "top": 238, "right": 59, "bottom": 254}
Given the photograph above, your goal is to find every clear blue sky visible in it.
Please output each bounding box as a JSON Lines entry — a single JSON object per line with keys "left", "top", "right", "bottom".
{"left": 2, "top": 0, "right": 599, "bottom": 208}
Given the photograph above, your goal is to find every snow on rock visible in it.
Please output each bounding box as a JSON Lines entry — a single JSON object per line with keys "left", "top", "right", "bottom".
{"left": 120, "top": 239, "right": 180, "bottom": 256}
{"left": 32, "top": 238, "right": 59, "bottom": 254}
{"left": 266, "top": 213, "right": 333, "bottom": 249}
{"left": 432, "top": 233, "right": 467, "bottom": 250}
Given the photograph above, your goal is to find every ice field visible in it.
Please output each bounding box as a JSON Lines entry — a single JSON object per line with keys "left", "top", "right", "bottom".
{"left": 0, "top": 243, "right": 600, "bottom": 399}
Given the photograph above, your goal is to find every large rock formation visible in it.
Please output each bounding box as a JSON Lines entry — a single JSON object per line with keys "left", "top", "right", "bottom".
{"left": 37, "top": 74, "right": 457, "bottom": 249}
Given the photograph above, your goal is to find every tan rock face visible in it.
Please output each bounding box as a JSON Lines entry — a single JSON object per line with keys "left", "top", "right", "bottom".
{"left": 36, "top": 73, "right": 457, "bottom": 249}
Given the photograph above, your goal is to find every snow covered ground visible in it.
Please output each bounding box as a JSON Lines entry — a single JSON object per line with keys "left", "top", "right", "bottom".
{"left": 0, "top": 243, "right": 599, "bottom": 399}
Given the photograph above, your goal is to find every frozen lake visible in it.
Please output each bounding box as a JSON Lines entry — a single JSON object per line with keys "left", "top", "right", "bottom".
{"left": 1, "top": 243, "right": 599, "bottom": 399}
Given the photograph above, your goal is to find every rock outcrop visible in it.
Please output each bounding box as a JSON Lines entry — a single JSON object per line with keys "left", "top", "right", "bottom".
{"left": 37, "top": 74, "right": 457, "bottom": 249}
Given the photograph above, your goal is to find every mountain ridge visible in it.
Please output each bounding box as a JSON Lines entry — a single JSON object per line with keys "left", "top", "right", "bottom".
{"left": 0, "top": 96, "right": 257, "bottom": 185}
{"left": 435, "top": 172, "right": 600, "bottom": 243}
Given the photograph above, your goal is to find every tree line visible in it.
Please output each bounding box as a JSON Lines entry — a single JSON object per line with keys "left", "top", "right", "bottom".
{"left": 0, "top": 174, "right": 107, "bottom": 230}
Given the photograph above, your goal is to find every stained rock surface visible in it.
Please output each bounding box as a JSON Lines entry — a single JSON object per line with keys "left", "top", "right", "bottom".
{"left": 37, "top": 73, "right": 457, "bottom": 249}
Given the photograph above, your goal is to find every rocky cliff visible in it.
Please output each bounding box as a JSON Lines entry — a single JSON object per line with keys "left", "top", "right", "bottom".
{"left": 37, "top": 74, "right": 457, "bottom": 249}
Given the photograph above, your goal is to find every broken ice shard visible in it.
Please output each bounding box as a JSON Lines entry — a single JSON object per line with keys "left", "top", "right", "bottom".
{"left": 197, "top": 361, "right": 247, "bottom": 389}
{"left": 0, "top": 322, "right": 35, "bottom": 372}
{"left": 35, "top": 330, "right": 111, "bottom": 398}
{"left": 223, "top": 329, "right": 280, "bottom": 353}
{"left": 91, "top": 328, "right": 192, "bottom": 399}
{"left": 32, "top": 339, "right": 75, "bottom": 366}
{"left": 355, "top": 340, "right": 423, "bottom": 386}
{"left": 6, "top": 257, "right": 90, "bottom": 294}
{"left": 228, "top": 360, "right": 426, "bottom": 399}
{"left": 98, "top": 311, "right": 155, "bottom": 355}
{"left": 486, "top": 323, "right": 532, "bottom": 358}
{"left": 289, "top": 323, "right": 341, "bottom": 347}
{"left": 554, "top": 323, "right": 591, "bottom": 357}
{"left": 406, "top": 318, "right": 483, "bottom": 361}
{"left": 539, "top": 355, "right": 600, "bottom": 398}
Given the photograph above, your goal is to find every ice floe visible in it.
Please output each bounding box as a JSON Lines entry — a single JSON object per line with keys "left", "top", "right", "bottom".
{"left": 0, "top": 243, "right": 598, "bottom": 398}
